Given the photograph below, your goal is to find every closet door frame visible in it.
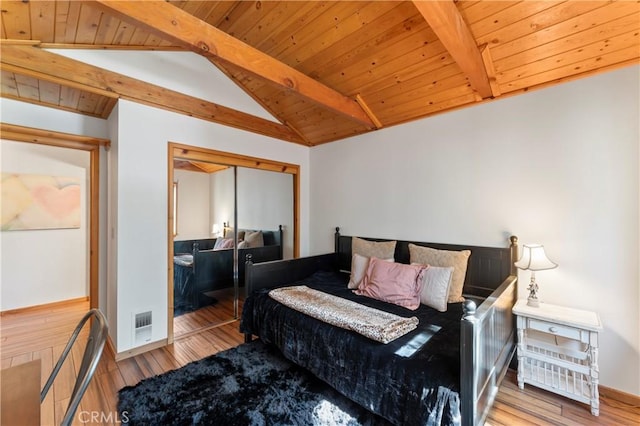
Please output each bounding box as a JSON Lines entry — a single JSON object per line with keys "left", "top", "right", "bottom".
{"left": 167, "top": 142, "right": 300, "bottom": 344}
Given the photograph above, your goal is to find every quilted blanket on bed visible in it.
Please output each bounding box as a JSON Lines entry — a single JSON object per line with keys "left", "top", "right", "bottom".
{"left": 269, "top": 285, "right": 418, "bottom": 343}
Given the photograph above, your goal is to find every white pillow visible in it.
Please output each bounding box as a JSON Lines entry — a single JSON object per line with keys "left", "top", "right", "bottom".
{"left": 419, "top": 266, "right": 454, "bottom": 312}
{"left": 409, "top": 244, "right": 470, "bottom": 303}
{"left": 348, "top": 253, "right": 393, "bottom": 289}
{"left": 348, "top": 253, "right": 369, "bottom": 289}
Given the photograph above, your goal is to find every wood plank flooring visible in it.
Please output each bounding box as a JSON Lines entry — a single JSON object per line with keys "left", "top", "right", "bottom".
{"left": 1, "top": 299, "right": 638, "bottom": 425}
{"left": 173, "top": 287, "right": 243, "bottom": 338}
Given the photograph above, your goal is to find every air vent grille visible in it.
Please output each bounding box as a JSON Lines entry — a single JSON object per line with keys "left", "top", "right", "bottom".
{"left": 133, "top": 311, "right": 152, "bottom": 345}
{"left": 135, "top": 311, "right": 152, "bottom": 329}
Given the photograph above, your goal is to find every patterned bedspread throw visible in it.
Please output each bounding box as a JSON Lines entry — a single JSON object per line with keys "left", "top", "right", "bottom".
{"left": 269, "top": 285, "right": 418, "bottom": 344}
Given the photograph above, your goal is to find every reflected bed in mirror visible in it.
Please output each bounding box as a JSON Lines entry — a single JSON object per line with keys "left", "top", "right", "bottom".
{"left": 173, "top": 226, "right": 283, "bottom": 316}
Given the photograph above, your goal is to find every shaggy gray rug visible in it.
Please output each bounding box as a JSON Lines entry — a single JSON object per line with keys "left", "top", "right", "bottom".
{"left": 118, "top": 340, "right": 390, "bottom": 425}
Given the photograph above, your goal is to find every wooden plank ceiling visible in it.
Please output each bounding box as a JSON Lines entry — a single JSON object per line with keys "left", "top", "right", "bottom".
{"left": 1, "top": 1, "right": 638, "bottom": 146}
{"left": 174, "top": 159, "right": 229, "bottom": 174}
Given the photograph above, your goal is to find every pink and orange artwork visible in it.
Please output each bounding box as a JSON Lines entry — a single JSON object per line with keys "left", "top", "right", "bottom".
{"left": 1, "top": 173, "right": 81, "bottom": 231}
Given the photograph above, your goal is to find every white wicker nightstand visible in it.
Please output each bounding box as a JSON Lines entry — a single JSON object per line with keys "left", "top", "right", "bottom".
{"left": 512, "top": 300, "right": 603, "bottom": 415}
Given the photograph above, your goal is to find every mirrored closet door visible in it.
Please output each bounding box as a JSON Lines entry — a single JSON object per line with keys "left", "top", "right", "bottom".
{"left": 169, "top": 145, "right": 299, "bottom": 341}
{"left": 172, "top": 160, "right": 237, "bottom": 337}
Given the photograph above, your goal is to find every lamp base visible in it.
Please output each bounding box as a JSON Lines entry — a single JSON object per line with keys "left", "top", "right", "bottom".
{"left": 527, "top": 271, "right": 540, "bottom": 307}
{"left": 527, "top": 297, "right": 540, "bottom": 307}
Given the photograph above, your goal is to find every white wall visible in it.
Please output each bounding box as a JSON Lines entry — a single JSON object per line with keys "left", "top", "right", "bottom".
{"left": 0, "top": 140, "right": 89, "bottom": 310}
{"left": 174, "top": 169, "right": 211, "bottom": 241}
{"left": 0, "top": 97, "right": 109, "bottom": 137}
{"left": 238, "top": 167, "right": 294, "bottom": 258}
{"left": 114, "top": 100, "right": 310, "bottom": 352}
{"left": 209, "top": 167, "right": 234, "bottom": 232}
{"left": 210, "top": 167, "right": 295, "bottom": 258}
{"left": 106, "top": 104, "right": 119, "bottom": 345}
{"left": 310, "top": 66, "right": 640, "bottom": 395}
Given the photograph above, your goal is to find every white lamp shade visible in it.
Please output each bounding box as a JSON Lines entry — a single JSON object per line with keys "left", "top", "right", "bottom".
{"left": 514, "top": 244, "right": 557, "bottom": 271}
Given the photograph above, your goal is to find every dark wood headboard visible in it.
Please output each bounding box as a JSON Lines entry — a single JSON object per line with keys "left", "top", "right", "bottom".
{"left": 334, "top": 228, "right": 518, "bottom": 298}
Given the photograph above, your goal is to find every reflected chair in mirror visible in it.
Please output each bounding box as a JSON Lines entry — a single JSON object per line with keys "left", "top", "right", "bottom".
{"left": 40, "top": 308, "right": 108, "bottom": 426}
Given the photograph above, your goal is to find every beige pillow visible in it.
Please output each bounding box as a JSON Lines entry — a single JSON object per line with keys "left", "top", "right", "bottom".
{"left": 419, "top": 266, "right": 454, "bottom": 312}
{"left": 352, "top": 236, "right": 396, "bottom": 259}
{"left": 409, "top": 244, "right": 470, "bottom": 303}
{"left": 244, "top": 230, "right": 264, "bottom": 248}
{"left": 224, "top": 228, "right": 245, "bottom": 241}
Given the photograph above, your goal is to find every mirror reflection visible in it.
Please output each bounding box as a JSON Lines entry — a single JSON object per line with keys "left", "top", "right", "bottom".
{"left": 172, "top": 159, "right": 293, "bottom": 338}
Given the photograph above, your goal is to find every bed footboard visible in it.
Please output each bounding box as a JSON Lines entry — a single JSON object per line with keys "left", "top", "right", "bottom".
{"left": 460, "top": 274, "right": 517, "bottom": 426}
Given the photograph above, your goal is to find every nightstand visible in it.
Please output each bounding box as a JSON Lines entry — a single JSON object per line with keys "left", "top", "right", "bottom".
{"left": 512, "top": 299, "right": 603, "bottom": 415}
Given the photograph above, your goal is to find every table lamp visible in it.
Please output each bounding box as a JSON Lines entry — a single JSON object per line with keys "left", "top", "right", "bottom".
{"left": 514, "top": 244, "right": 557, "bottom": 307}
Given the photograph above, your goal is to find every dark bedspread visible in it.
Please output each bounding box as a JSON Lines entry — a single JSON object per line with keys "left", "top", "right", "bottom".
{"left": 240, "top": 271, "right": 463, "bottom": 426}
{"left": 173, "top": 256, "right": 194, "bottom": 316}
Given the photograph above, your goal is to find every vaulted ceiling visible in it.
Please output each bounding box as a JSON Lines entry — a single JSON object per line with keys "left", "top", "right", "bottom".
{"left": 1, "top": 1, "right": 639, "bottom": 146}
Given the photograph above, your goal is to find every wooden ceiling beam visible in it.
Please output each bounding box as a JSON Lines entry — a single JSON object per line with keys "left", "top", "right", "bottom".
{"left": 480, "top": 44, "right": 501, "bottom": 97}
{"left": 355, "top": 94, "right": 383, "bottom": 129}
{"left": 0, "top": 44, "right": 304, "bottom": 144}
{"left": 92, "top": 0, "right": 375, "bottom": 129}
{"left": 0, "top": 37, "right": 182, "bottom": 51}
{"left": 413, "top": 0, "right": 494, "bottom": 99}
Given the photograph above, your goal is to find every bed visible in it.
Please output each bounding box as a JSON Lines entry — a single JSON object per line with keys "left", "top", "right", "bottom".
{"left": 240, "top": 228, "right": 518, "bottom": 426}
{"left": 173, "top": 226, "right": 283, "bottom": 313}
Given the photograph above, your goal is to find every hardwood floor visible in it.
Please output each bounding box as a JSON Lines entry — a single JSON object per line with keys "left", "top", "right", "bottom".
{"left": 1, "top": 299, "right": 638, "bottom": 425}
{"left": 1, "top": 300, "right": 244, "bottom": 426}
{"left": 173, "top": 287, "right": 243, "bottom": 338}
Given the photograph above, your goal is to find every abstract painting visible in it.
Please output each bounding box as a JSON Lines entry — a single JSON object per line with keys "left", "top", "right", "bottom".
{"left": 1, "top": 173, "right": 81, "bottom": 231}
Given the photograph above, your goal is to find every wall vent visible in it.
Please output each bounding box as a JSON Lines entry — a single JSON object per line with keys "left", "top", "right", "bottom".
{"left": 133, "top": 311, "right": 152, "bottom": 345}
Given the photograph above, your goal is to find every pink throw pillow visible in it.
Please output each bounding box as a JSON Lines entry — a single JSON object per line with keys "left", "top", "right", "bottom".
{"left": 355, "top": 257, "right": 426, "bottom": 310}
{"left": 214, "top": 238, "right": 234, "bottom": 250}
